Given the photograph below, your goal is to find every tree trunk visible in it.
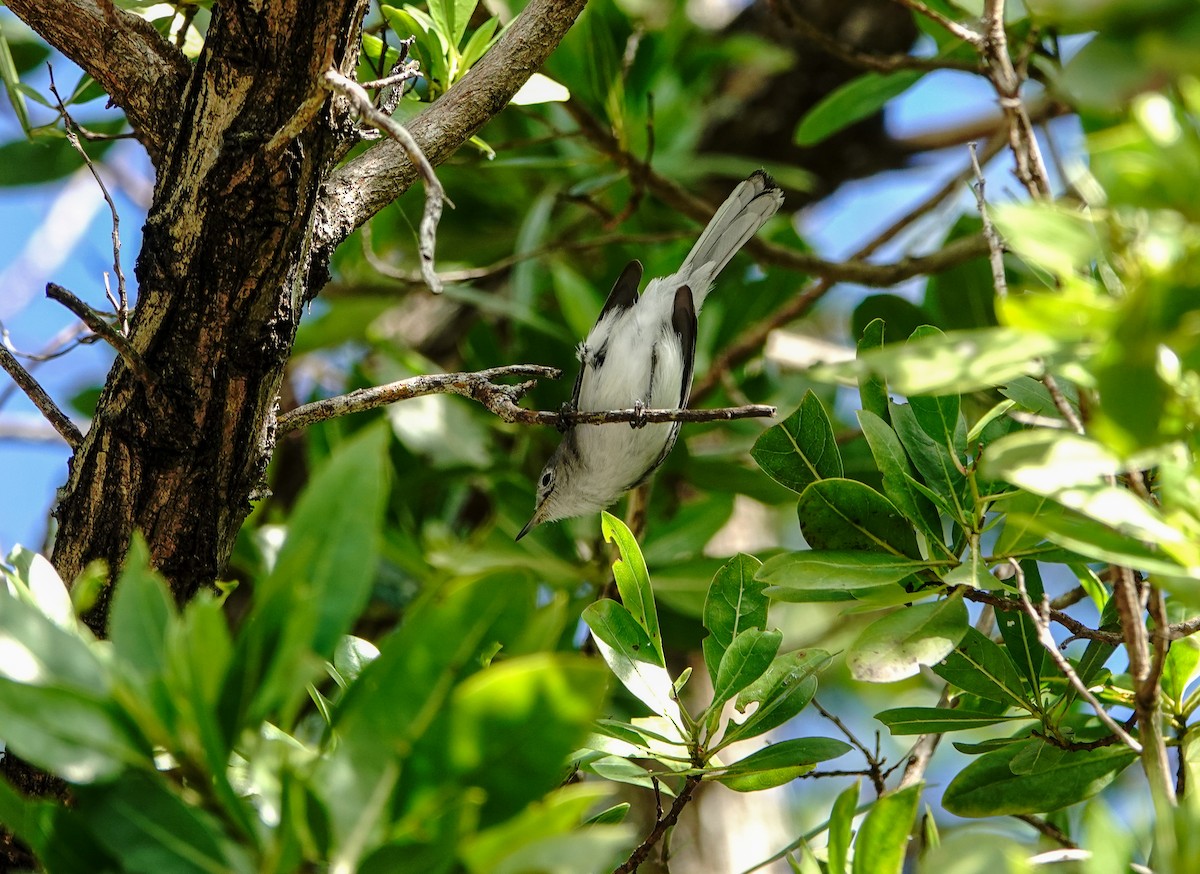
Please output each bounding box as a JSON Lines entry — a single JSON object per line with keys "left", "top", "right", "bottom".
{"left": 6, "top": 0, "right": 588, "bottom": 633}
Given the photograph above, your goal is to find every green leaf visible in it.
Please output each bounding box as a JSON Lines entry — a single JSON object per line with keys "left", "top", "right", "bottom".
{"left": 992, "top": 202, "right": 1102, "bottom": 277}
{"left": 74, "top": 770, "right": 237, "bottom": 874}
{"left": 890, "top": 402, "right": 968, "bottom": 522}
{"left": 713, "top": 737, "right": 852, "bottom": 791}
{"left": 0, "top": 24, "right": 32, "bottom": 135}
{"left": 857, "top": 410, "right": 944, "bottom": 548}
{"left": 108, "top": 535, "right": 175, "bottom": 681}
{"left": 847, "top": 592, "right": 969, "bottom": 683}
{"left": 601, "top": 512, "right": 664, "bottom": 666}
{"left": 583, "top": 600, "right": 682, "bottom": 725}
{"left": 427, "top": 0, "right": 477, "bottom": 48}
{"left": 228, "top": 425, "right": 389, "bottom": 726}
{"left": 751, "top": 391, "right": 843, "bottom": 493}
{"left": 852, "top": 784, "right": 921, "bottom": 874}
{"left": 446, "top": 654, "right": 609, "bottom": 821}
{"left": 857, "top": 319, "right": 889, "bottom": 422}
{"left": 0, "top": 680, "right": 146, "bottom": 783}
{"left": 797, "top": 479, "right": 921, "bottom": 559}
{"left": 931, "top": 627, "right": 1033, "bottom": 711}
{"left": 942, "top": 745, "right": 1136, "bottom": 817}
{"left": 1162, "top": 634, "right": 1200, "bottom": 710}
{"left": 722, "top": 649, "right": 830, "bottom": 746}
{"left": 459, "top": 16, "right": 500, "bottom": 68}
{"left": 814, "top": 328, "right": 1063, "bottom": 396}
{"left": 875, "top": 707, "right": 1025, "bottom": 735}
{"left": 983, "top": 431, "right": 1192, "bottom": 557}
{"left": 996, "top": 562, "right": 1045, "bottom": 692}
{"left": 0, "top": 773, "right": 53, "bottom": 859}
{"left": 0, "top": 127, "right": 121, "bottom": 185}
{"left": 702, "top": 554, "right": 767, "bottom": 682}
{"left": 758, "top": 551, "right": 933, "bottom": 603}
{"left": 1005, "top": 509, "right": 1195, "bottom": 578}
{"left": 711, "top": 629, "right": 782, "bottom": 707}
{"left": 828, "top": 781, "right": 860, "bottom": 874}
{"left": 794, "top": 70, "right": 924, "bottom": 146}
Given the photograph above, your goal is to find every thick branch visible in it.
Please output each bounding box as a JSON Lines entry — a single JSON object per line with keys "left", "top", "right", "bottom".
{"left": 0, "top": 346, "right": 82, "bottom": 448}
{"left": 6, "top": 0, "right": 189, "bottom": 164}
{"left": 315, "top": 0, "right": 588, "bottom": 249}
{"left": 275, "top": 365, "right": 775, "bottom": 434}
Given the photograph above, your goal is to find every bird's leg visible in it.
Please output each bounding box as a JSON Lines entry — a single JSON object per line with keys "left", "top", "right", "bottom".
{"left": 630, "top": 398, "right": 648, "bottom": 430}
{"left": 557, "top": 398, "right": 576, "bottom": 433}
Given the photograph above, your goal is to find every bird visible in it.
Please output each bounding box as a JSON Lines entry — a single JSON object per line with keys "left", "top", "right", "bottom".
{"left": 516, "top": 171, "right": 784, "bottom": 540}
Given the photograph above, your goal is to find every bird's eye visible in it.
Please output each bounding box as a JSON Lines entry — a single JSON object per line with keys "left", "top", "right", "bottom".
{"left": 540, "top": 470, "right": 554, "bottom": 488}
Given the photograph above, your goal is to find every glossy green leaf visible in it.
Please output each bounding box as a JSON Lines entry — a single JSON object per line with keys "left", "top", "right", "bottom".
{"left": 890, "top": 402, "right": 969, "bottom": 522}
{"left": 751, "top": 391, "right": 843, "bottom": 493}
{"left": 758, "top": 551, "right": 933, "bottom": 603}
{"left": 722, "top": 649, "right": 829, "bottom": 746}
{"left": 1005, "top": 509, "right": 1195, "bottom": 578}
{"left": 797, "top": 479, "right": 921, "bottom": 558}
{"left": 847, "top": 592, "right": 969, "bottom": 683}
{"left": 711, "top": 628, "right": 782, "bottom": 707}
{"left": 875, "top": 707, "right": 1025, "bottom": 735}
{"left": 992, "top": 202, "right": 1102, "bottom": 277}
{"left": 857, "top": 410, "right": 944, "bottom": 547}
{"left": 857, "top": 319, "right": 889, "bottom": 421}
{"left": 702, "top": 554, "right": 767, "bottom": 682}
{"left": 229, "top": 425, "right": 389, "bottom": 726}
{"left": 74, "top": 770, "right": 236, "bottom": 874}
{"left": 852, "top": 784, "right": 921, "bottom": 874}
{"left": 511, "top": 73, "right": 571, "bottom": 105}
{"left": 583, "top": 600, "right": 681, "bottom": 725}
{"left": 996, "top": 562, "right": 1045, "bottom": 692}
{"left": 427, "top": 0, "right": 477, "bottom": 48}
{"left": 108, "top": 535, "right": 175, "bottom": 681}
{"left": 795, "top": 70, "right": 924, "bottom": 146}
{"left": 827, "top": 780, "right": 860, "bottom": 874}
{"left": 942, "top": 745, "right": 1136, "bottom": 817}
{"left": 447, "top": 654, "right": 609, "bottom": 820}
{"left": 713, "top": 737, "right": 852, "bottom": 791}
{"left": 601, "top": 512, "right": 664, "bottom": 666}
{"left": 931, "top": 627, "right": 1032, "bottom": 711}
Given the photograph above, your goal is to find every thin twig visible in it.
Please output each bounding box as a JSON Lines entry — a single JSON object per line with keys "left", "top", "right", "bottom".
{"left": 892, "top": 0, "right": 983, "bottom": 46}
{"left": 323, "top": 68, "right": 451, "bottom": 293}
{"left": 45, "top": 284, "right": 157, "bottom": 389}
{"left": 969, "top": 141, "right": 1007, "bottom": 298}
{"left": 614, "top": 775, "right": 701, "bottom": 874}
{"left": 1012, "top": 562, "right": 1143, "bottom": 753}
{"left": 0, "top": 346, "right": 82, "bottom": 448}
{"left": 813, "top": 699, "right": 886, "bottom": 796}
{"left": 1016, "top": 814, "right": 1078, "bottom": 848}
{"left": 275, "top": 364, "right": 775, "bottom": 434}
{"left": 783, "top": 6, "right": 980, "bottom": 73}
{"left": 1041, "top": 372, "right": 1084, "bottom": 434}
{"left": 47, "top": 66, "right": 128, "bottom": 333}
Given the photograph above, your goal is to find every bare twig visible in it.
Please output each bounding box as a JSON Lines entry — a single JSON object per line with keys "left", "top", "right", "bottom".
{"left": 323, "top": 68, "right": 451, "bottom": 293}
{"left": 1016, "top": 814, "right": 1078, "bottom": 848}
{"left": 614, "top": 775, "right": 701, "bottom": 874}
{"left": 48, "top": 66, "right": 129, "bottom": 333}
{"left": 970, "top": 141, "right": 1007, "bottom": 299}
{"left": 783, "top": 7, "right": 980, "bottom": 73}
{"left": 1041, "top": 372, "right": 1084, "bottom": 434}
{"left": 1013, "top": 563, "right": 1142, "bottom": 753}
{"left": 813, "top": 699, "right": 887, "bottom": 796}
{"left": 898, "top": 685, "right": 951, "bottom": 789}
{"left": 0, "top": 346, "right": 82, "bottom": 448}
{"left": 892, "top": 0, "right": 983, "bottom": 46}
{"left": 45, "top": 284, "right": 157, "bottom": 389}
{"left": 275, "top": 364, "right": 775, "bottom": 434}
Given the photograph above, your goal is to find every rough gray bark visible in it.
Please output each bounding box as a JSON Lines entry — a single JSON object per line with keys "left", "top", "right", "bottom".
{"left": 5, "top": 0, "right": 589, "bottom": 630}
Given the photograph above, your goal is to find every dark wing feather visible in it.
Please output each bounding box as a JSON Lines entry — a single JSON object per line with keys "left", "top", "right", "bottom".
{"left": 672, "top": 285, "right": 697, "bottom": 408}
{"left": 568, "top": 260, "right": 644, "bottom": 408}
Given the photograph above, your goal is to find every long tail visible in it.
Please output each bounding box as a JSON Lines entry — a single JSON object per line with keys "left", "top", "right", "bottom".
{"left": 680, "top": 171, "right": 784, "bottom": 305}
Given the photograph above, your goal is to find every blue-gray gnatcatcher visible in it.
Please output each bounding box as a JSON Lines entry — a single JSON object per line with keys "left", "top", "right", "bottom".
{"left": 516, "top": 172, "right": 784, "bottom": 540}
